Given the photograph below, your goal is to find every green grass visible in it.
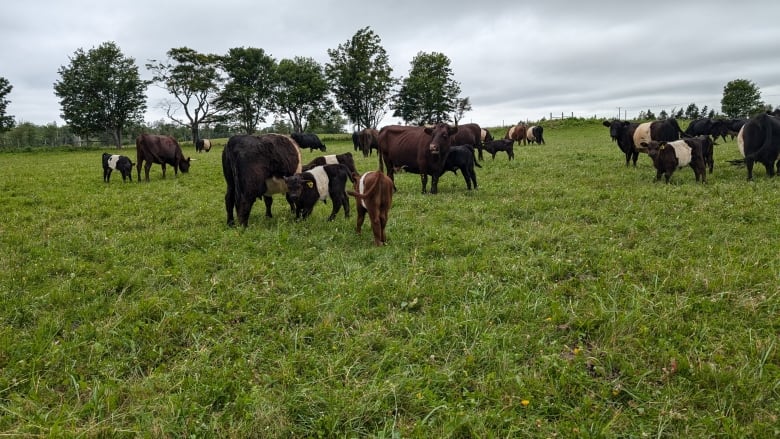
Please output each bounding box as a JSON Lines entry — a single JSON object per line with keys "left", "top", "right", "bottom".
{"left": 1, "top": 120, "right": 779, "bottom": 437}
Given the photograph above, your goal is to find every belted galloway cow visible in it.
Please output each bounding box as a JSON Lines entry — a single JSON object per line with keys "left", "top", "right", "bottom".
{"left": 135, "top": 134, "right": 191, "bottom": 181}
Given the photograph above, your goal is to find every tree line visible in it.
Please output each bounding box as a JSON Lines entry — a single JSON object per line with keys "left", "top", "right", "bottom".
{"left": 0, "top": 27, "right": 470, "bottom": 149}
{"left": 0, "top": 26, "right": 774, "bottom": 149}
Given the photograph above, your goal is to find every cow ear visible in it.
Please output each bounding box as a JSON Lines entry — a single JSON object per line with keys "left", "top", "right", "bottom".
{"left": 602, "top": 120, "right": 611, "bottom": 127}
{"left": 424, "top": 127, "right": 433, "bottom": 135}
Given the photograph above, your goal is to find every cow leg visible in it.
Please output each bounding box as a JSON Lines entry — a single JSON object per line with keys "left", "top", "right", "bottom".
{"left": 378, "top": 208, "right": 389, "bottom": 245}
{"left": 369, "top": 211, "right": 383, "bottom": 246}
{"left": 263, "top": 195, "right": 274, "bottom": 218}
{"left": 161, "top": 163, "right": 167, "bottom": 179}
{"left": 144, "top": 162, "right": 152, "bottom": 181}
{"left": 236, "top": 197, "right": 254, "bottom": 228}
{"left": 355, "top": 205, "right": 366, "bottom": 235}
{"left": 430, "top": 174, "right": 440, "bottom": 194}
{"left": 285, "top": 194, "right": 297, "bottom": 214}
{"left": 341, "top": 193, "right": 349, "bottom": 219}
{"left": 420, "top": 174, "right": 428, "bottom": 194}
{"left": 765, "top": 162, "right": 775, "bottom": 178}
{"left": 225, "top": 190, "right": 236, "bottom": 227}
{"left": 461, "top": 169, "right": 471, "bottom": 190}
{"left": 631, "top": 151, "right": 639, "bottom": 167}
{"left": 327, "top": 196, "right": 340, "bottom": 221}
{"left": 477, "top": 148, "right": 483, "bottom": 161}
{"left": 104, "top": 168, "right": 111, "bottom": 183}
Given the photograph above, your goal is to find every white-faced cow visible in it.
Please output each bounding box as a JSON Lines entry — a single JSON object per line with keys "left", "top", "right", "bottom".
{"left": 639, "top": 138, "right": 708, "bottom": 184}
{"left": 102, "top": 153, "right": 134, "bottom": 183}
{"left": 286, "top": 164, "right": 353, "bottom": 221}
{"left": 135, "top": 134, "right": 191, "bottom": 181}
{"left": 378, "top": 123, "right": 458, "bottom": 194}
{"left": 222, "top": 134, "right": 303, "bottom": 227}
{"left": 738, "top": 113, "right": 780, "bottom": 180}
{"left": 603, "top": 119, "right": 686, "bottom": 166}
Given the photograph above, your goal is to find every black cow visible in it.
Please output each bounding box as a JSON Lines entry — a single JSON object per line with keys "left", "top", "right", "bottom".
{"left": 135, "top": 134, "right": 191, "bottom": 181}
{"left": 739, "top": 113, "right": 780, "bottom": 180}
{"left": 286, "top": 164, "right": 353, "bottom": 221}
{"left": 640, "top": 139, "right": 707, "bottom": 183}
{"left": 351, "top": 131, "right": 361, "bottom": 152}
{"left": 222, "top": 134, "right": 303, "bottom": 227}
{"left": 378, "top": 123, "right": 458, "bottom": 194}
{"left": 603, "top": 118, "right": 685, "bottom": 166}
{"left": 442, "top": 144, "right": 481, "bottom": 190}
{"left": 685, "top": 118, "right": 727, "bottom": 142}
{"left": 303, "top": 152, "right": 358, "bottom": 176}
{"left": 484, "top": 138, "right": 515, "bottom": 160}
{"left": 195, "top": 138, "right": 212, "bottom": 153}
{"left": 102, "top": 153, "right": 134, "bottom": 183}
{"left": 725, "top": 118, "right": 747, "bottom": 140}
{"left": 451, "top": 123, "right": 482, "bottom": 161}
{"left": 291, "top": 132, "right": 326, "bottom": 152}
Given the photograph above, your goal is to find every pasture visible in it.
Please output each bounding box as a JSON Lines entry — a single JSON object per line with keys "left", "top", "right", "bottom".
{"left": 0, "top": 120, "right": 778, "bottom": 437}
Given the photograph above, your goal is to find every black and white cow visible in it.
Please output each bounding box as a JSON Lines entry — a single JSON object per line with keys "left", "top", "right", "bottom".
{"left": 195, "top": 138, "right": 212, "bottom": 153}
{"left": 291, "top": 132, "right": 327, "bottom": 152}
{"left": 639, "top": 139, "right": 707, "bottom": 183}
{"left": 526, "top": 126, "right": 545, "bottom": 145}
{"left": 603, "top": 118, "right": 686, "bottom": 166}
{"left": 102, "top": 152, "right": 134, "bottom": 183}
{"left": 286, "top": 164, "right": 353, "bottom": 220}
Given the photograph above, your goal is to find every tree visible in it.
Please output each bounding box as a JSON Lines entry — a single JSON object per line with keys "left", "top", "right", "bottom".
{"left": 684, "top": 103, "right": 700, "bottom": 120}
{"left": 216, "top": 47, "right": 276, "bottom": 134}
{"left": 326, "top": 27, "right": 395, "bottom": 130}
{"left": 453, "top": 97, "right": 472, "bottom": 125}
{"left": 391, "top": 51, "right": 461, "bottom": 126}
{"left": 54, "top": 42, "right": 147, "bottom": 148}
{"left": 274, "top": 57, "right": 331, "bottom": 133}
{"left": 0, "top": 76, "right": 14, "bottom": 132}
{"left": 721, "top": 79, "right": 764, "bottom": 118}
{"left": 659, "top": 109, "right": 668, "bottom": 120}
{"left": 307, "top": 106, "right": 348, "bottom": 134}
{"left": 147, "top": 47, "right": 222, "bottom": 142}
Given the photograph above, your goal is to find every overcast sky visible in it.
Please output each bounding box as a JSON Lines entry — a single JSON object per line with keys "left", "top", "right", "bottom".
{"left": 3, "top": 0, "right": 780, "bottom": 128}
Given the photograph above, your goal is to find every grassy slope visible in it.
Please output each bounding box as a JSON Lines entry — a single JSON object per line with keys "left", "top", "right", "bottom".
{"left": 0, "top": 121, "right": 778, "bottom": 437}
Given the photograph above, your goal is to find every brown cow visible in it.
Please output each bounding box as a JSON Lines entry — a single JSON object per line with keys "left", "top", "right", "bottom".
{"left": 348, "top": 170, "right": 394, "bottom": 246}
{"left": 505, "top": 123, "right": 527, "bottom": 146}
{"left": 358, "top": 128, "right": 379, "bottom": 157}
{"left": 378, "top": 123, "right": 458, "bottom": 194}
{"left": 135, "top": 134, "right": 191, "bottom": 181}
{"left": 451, "top": 123, "right": 482, "bottom": 160}
{"left": 222, "top": 134, "right": 303, "bottom": 227}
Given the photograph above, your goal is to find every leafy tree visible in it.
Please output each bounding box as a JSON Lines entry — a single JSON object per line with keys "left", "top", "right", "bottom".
{"left": 54, "top": 42, "right": 147, "bottom": 148}
{"left": 274, "top": 57, "right": 331, "bottom": 133}
{"left": 326, "top": 27, "right": 395, "bottom": 130}
{"left": 721, "top": 79, "right": 764, "bottom": 118}
{"left": 216, "top": 47, "right": 276, "bottom": 134}
{"left": 684, "top": 103, "right": 700, "bottom": 120}
{"left": 659, "top": 109, "right": 668, "bottom": 120}
{"left": 147, "top": 47, "right": 222, "bottom": 142}
{"left": 453, "top": 97, "right": 472, "bottom": 125}
{"left": 307, "top": 106, "right": 348, "bottom": 134}
{"left": 391, "top": 51, "right": 461, "bottom": 126}
{"left": 0, "top": 76, "right": 14, "bottom": 132}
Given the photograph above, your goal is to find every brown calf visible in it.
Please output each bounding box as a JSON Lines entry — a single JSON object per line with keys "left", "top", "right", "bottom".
{"left": 348, "top": 170, "right": 394, "bottom": 246}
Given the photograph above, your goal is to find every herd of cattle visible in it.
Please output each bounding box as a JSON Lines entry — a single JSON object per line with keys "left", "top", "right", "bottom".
{"left": 99, "top": 111, "right": 780, "bottom": 244}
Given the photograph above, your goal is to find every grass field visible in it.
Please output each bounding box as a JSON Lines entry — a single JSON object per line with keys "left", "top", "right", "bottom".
{"left": 1, "top": 120, "right": 778, "bottom": 437}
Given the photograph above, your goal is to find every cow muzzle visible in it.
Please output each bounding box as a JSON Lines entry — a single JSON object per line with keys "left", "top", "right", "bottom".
{"left": 429, "top": 143, "right": 440, "bottom": 154}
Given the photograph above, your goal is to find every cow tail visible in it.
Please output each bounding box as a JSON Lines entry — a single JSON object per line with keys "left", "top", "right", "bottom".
{"left": 378, "top": 146, "right": 386, "bottom": 173}
{"left": 669, "top": 118, "right": 689, "bottom": 138}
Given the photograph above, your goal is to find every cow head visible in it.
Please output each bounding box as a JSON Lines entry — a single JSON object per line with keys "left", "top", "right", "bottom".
{"left": 283, "top": 174, "right": 305, "bottom": 199}
{"left": 603, "top": 120, "right": 630, "bottom": 142}
{"left": 424, "top": 123, "right": 458, "bottom": 155}
{"left": 179, "top": 157, "right": 192, "bottom": 173}
{"left": 640, "top": 141, "right": 664, "bottom": 160}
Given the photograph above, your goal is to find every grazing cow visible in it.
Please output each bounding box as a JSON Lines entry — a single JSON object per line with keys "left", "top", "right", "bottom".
{"left": 483, "top": 138, "right": 515, "bottom": 160}
{"left": 725, "top": 118, "right": 747, "bottom": 140}
{"left": 639, "top": 139, "right": 707, "bottom": 183}
{"left": 526, "top": 126, "right": 545, "bottom": 145}
{"left": 378, "top": 123, "right": 458, "bottom": 194}
{"left": 505, "top": 123, "right": 527, "bottom": 146}
{"left": 135, "top": 134, "right": 191, "bottom": 181}
{"left": 303, "top": 152, "right": 358, "bottom": 175}
{"left": 286, "top": 164, "right": 352, "bottom": 221}
{"left": 685, "top": 118, "right": 728, "bottom": 142}
{"left": 603, "top": 118, "right": 685, "bottom": 166}
{"left": 102, "top": 153, "right": 133, "bottom": 183}
{"left": 291, "top": 132, "right": 326, "bottom": 152}
{"left": 195, "top": 138, "right": 212, "bottom": 153}
{"left": 442, "top": 144, "right": 481, "bottom": 190}
{"left": 348, "top": 170, "right": 394, "bottom": 246}
{"left": 738, "top": 113, "right": 780, "bottom": 180}
{"left": 222, "top": 134, "right": 303, "bottom": 227}
{"left": 358, "top": 128, "right": 380, "bottom": 158}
